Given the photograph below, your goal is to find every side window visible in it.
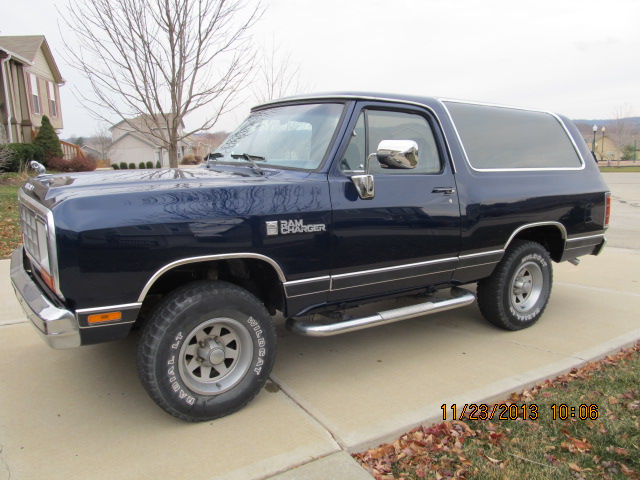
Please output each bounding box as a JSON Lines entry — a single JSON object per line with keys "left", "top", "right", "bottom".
{"left": 29, "top": 73, "right": 41, "bottom": 116}
{"left": 339, "top": 109, "right": 442, "bottom": 174}
{"left": 445, "top": 102, "right": 583, "bottom": 170}
{"left": 367, "top": 110, "right": 441, "bottom": 174}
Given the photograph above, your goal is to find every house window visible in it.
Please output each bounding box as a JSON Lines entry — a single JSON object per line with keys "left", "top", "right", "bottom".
{"left": 47, "top": 82, "right": 58, "bottom": 117}
{"left": 29, "top": 73, "right": 41, "bottom": 115}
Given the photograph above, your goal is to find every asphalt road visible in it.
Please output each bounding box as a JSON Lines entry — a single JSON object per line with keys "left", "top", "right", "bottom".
{"left": 604, "top": 172, "right": 640, "bottom": 251}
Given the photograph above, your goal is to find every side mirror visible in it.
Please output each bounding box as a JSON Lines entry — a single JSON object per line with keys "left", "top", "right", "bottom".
{"left": 349, "top": 140, "right": 419, "bottom": 200}
{"left": 376, "top": 140, "right": 418, "bottom": 169}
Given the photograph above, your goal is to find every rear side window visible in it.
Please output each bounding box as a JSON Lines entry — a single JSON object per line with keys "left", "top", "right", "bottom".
{"left": 444, "top": 102, "right": 583, "bottom": 170}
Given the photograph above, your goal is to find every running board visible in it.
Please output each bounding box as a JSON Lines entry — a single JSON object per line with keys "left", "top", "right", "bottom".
{"left": 285, "top": 287, "right": 476, "bottom": 337}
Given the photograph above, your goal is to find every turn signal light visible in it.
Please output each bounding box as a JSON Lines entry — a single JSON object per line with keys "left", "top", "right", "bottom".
{"left": 40, "top": 269, "right": 56, "bottom": 292}
{"left": 88, "top": 312, "right": 122, "bottom": 324}
{"left": 604, "top": 192, "right": 611, "bottom": 228}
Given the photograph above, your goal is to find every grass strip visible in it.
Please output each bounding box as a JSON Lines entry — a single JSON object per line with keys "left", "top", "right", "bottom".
{"left": 354, "top": 342, "right": 640, "bottom": 480}
{"left": 599, "top": 166, "right": 640, "bottom": 172}
{"left": 0, "top": 182, "right": 21, "bottom": 259}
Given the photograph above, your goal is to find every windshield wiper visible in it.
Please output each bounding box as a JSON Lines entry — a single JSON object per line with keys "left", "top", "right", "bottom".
{"left": 231, "top": 153, "right": 266, "bottom": 176}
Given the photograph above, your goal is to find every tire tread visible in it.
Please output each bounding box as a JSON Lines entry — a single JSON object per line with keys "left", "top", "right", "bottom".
{"left": 477, "top": 240, "right": 553, "bottom": 331}
{"left": 136, "top": 280, "right": 275, "bottom": 422}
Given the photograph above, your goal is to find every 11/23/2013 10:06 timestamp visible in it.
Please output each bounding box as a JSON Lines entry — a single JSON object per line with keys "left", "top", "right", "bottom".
{"left": 441, "top": 404, "right": 600, "bottom": 421}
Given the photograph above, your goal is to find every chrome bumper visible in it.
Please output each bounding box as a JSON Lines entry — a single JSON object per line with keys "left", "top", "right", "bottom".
{"left": 10, "top": 248, "right": 80, "bottom": 349}
{"left": 593, "top": 237, "right": 607, "bottom": 256}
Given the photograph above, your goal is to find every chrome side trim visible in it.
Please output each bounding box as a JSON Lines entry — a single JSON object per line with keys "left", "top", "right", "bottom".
{"left": 439, "top": 98, "right": 586, "bottom": 172}
{"left": 18, "top": 189, "right": 63, "bottom": 299}
{"left": 566, "top": 233, "right": 606, "bottom": 243}
{"left": 284, "top": 289, "right": 330, "bottom": 298}
{"left": 458, "top": 249, "right": 504, "bottom": 259}
{"left": 504, "top": 222, "right": 567, "bottom": 250}
{"left": 283, "top": 276, "right": 331, "bottom": 298}
{"left": 285, "top": 276, "right": 331, "bottom": 286}
{"left": 330, "top": 257, "right": 458, "bottom": 281}
{"left": 330, "top": 268, "right": 454, "bottom": 292}
{"left": 76, "top": 303, "right": 143, "bottom": 314}
{"left": 138, "top": 253, "right": 288, "bottom": 302}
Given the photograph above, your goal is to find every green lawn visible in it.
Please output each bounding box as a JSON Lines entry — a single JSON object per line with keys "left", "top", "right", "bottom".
{"left": 0, "top": 175, "right": 22, "bottom": 259}
{"left": 599, "top": 166, "right": 640, "bottom": 172}
{"left": 355, "top": 343, "right": 640, "bottom": 479}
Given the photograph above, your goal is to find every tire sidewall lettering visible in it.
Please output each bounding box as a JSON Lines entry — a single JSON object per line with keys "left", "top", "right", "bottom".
{"left": 165, "top": 347, "right": 196, "bottom": 406}
{"left": 161, "top": 312, "right": 271, "bottom": 406}
{"left": 246, "top": 316, "right": 268, "bottom": 375}
{"left": 520, "top": 253, "right": 548, "bottom": 268}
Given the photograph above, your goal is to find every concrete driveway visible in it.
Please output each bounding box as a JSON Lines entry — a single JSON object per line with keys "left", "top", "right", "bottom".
{"left": 1, "top": 173, "right": 639, "bottom": 480}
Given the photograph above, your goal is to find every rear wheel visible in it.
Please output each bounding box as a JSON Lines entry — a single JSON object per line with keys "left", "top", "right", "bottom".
{"left": 137, "top": 280, "right": 276, "bottom": 422}
{"left": 477, "top": 240, "right": 552, "bottom": 330}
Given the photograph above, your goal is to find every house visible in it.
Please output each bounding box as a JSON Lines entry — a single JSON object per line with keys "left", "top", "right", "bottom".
{"left": 109, "top": 114, "right": 195, "bottom": 167}
{"left": 0, "top": 35, "right": 64, "bottom": 143}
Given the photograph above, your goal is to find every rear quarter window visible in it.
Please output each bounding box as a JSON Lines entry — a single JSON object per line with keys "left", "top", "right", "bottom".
{"left": 444, "top": 101, "right": 583, "bottom": 170}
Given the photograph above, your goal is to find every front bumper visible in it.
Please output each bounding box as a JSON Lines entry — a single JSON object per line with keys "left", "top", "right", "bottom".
{"left": 10, "top": 248, "right": 80, "bottom": 349}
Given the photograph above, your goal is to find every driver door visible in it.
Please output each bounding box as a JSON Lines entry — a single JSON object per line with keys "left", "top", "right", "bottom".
{"left": 328, "top": 102, "right": 461, "bottom": 302}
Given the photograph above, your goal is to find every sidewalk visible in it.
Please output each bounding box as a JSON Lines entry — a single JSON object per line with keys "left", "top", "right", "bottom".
{"left": 1, "top": 173, "right": 638, "bottom": 480}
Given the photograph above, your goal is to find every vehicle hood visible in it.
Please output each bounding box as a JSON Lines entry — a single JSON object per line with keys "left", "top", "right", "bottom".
{"left": 22, "top": 166, "right": 304, "bottom": 208}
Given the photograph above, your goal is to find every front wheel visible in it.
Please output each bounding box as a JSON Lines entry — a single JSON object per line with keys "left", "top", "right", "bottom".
{"left": 137, "top": 280, "right": 276, "bottom": 422}
{"left": 477, "top": 240, "right": 553, "bottom": 330}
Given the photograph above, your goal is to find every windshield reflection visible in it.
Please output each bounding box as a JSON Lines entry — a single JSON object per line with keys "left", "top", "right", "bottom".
{"left": 212, "top": 103, "right": 344, "bottom": 171}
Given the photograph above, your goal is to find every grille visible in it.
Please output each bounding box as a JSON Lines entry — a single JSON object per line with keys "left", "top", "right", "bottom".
{"left": 19, "top": 203, "right": 47, "bottom": 268}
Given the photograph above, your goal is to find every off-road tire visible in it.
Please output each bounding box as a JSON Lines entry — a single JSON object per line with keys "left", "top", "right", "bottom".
{"left": 477, "top": 240, "right": 553, "bottom": 331}
{"left": 137, "top": 280, "right": 276, "bottom": 422}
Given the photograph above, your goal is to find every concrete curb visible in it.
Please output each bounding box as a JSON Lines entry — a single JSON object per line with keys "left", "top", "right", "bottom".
{"left": 265, "top": 329, "right": 640, "bottom": 480}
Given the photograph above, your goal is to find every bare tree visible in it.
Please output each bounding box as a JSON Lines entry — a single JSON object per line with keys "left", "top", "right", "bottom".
{"left": 609, "top": 103, "right": 635, "bottom": 159}
{"left": 92, "top": 123, "right": 113, "bottom": 161}
{"left": 199, "top": 130, "right": 230, "bottom": 151}
{"left": 61, "top": 0, "right": 263, "bottom": 167}
{"left": 251, "top": 37, "right": 311, "bottom": 103}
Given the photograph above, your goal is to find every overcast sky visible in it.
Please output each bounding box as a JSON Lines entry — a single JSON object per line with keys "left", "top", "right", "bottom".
{"left": 2, "top": 0, "right": 639, "bottom": 137}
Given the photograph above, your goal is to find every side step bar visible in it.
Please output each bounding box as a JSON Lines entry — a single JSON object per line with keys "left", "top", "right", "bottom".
{"left": 286, "top": 287, "right": 476, "bottom": 337}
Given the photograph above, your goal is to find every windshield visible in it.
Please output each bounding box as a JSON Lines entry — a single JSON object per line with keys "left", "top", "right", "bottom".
{"left": 212, "top": 103, "right": 344, "bottom": 171}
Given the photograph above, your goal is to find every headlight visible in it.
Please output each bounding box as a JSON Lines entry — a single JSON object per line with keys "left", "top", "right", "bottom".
{"left": 18, "top": 190, "right": 62, "bottom": 298}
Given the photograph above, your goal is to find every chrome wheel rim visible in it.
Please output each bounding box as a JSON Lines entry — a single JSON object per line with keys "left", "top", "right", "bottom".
{"left": 178, "top": 317, "right": 253, "bottom": 395}
{"left": 510, "top": 262, "right": 543, "bottom": 313}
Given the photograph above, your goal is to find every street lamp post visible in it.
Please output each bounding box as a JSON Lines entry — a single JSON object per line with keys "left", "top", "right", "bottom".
{"left": 601, "top": 126, "right": 606, "bottom": 164}
{"left": 592, "top": 124, "right": 597, "bottom": 158}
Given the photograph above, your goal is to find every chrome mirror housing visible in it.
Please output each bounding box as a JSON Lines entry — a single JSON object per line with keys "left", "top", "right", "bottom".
{"left": 376, "top": 140, "right": 418, "bottom": 169}
{"left": 30, "top": 161, "right": 47, "bottom": 175}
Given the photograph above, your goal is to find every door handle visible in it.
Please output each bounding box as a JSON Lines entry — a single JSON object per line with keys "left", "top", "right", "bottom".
{"left": 432, "top": 187, "right": 456, "bottom": 195}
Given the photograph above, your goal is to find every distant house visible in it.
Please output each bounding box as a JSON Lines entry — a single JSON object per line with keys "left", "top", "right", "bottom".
{"left": 109, "top": 114, "right": 197, "bottom": 167}
{"left": 0, "top": 35, "right": 65, "bottom": 143}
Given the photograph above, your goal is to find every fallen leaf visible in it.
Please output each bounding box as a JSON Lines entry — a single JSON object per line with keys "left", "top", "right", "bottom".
{"left": 568, "top": 462, "right": 583, "bottom": 472}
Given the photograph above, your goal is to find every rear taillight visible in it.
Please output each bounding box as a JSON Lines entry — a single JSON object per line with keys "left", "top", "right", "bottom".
{"left": 604, "top": 192, "right": 611, "bottom": 228}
